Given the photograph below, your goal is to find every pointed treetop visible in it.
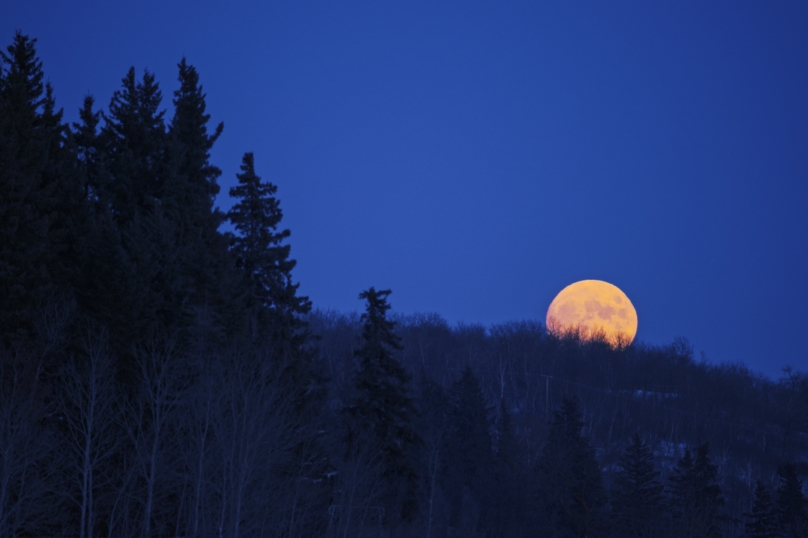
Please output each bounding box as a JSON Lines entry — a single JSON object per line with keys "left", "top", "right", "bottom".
{"left": 170, "top": 57, "right": 223, "bottom": 201}
{"left": 358, "top": 287, "right": 402, "bottom": 352}
{"left": 744, "top": 480, "right": 778, "bottom": 538}
{"left": 228, "top": 152, "right": 310, "bottom": 320}
{"left": 0, "top": 31, "right": 45, "bottom": 116}
{"left": 105, "top": 67, "right": 165, "bottom": 144}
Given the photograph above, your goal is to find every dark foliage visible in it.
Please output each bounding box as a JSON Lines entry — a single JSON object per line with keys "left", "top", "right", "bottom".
{"left": 535, "top": 397, "right": 607, "bottom": 537}
{"left": 744, "top": 480, "right": 778, "bottom": 538}
{"left": 343, "top": 288, "right": 421, "bottom": 525}
{"left": 611, "top": 433, "right": 667, "bottom": 537}
{"left": 442, "top": 366, "right": 495, "bottom": 531}
{"left": 668, "top": 443, "right": 725, "bottom": 538}
{"left": 776, "top": 462, "right": 808, "bottom": 537}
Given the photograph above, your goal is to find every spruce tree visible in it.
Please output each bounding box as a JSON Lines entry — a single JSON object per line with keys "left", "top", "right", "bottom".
{"left": 668, "top": 443, "right": 725, "bottom": 538}
{"left": 492, "top": 396, "right": 527, "bottom": 536}
{"left": 226, "top": 151, "right": 310, "bottom": 339}
{"left": 611, "top": 433, "right": 666, "bottom": 538}
{"left": 442, "top": 367, "right": 495, "bottom": 530}
{"left": 95, "top": 66, "right": 207, "bottom": 369}
{"left": 102, "top": 66, "right": 167, "bottom": 224}
{"left": 165, "top": 58, "right": 238, "bottom": 338}
{"left": 70, "top": 96, "right": 134, "bottom": 340}
{"left": 71, "top": 95, "right": 107, "bottom": 204}
{"left": 744, "top": 480, "right": 778, "bottom": 538}
{"left": 776, "top": 463, "right": 808, "bottom": 537}
{"left": 344, "top": 288, "right": 420, "bottom": 523}
{"left": 534, "top": 398, "right": 606, "bottom": 537}
{"left": 168, "top": 57, "right": 223, "bottom": 214}
{"left": 0, "top": 32, "right": 79, "bottom": 341}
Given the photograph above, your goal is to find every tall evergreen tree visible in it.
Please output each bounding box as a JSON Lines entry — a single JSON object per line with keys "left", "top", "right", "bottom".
{"left": 744, "top": 480, "right": 779, "bottom": 538}
{"left": 0, "top": 32, "right": 79, "bottom": 341}
{"left": 227, "top": 151, "right": 310, "bottom": 340}
{"left": 611, "top": 433, "right": 666, "bottom": 538}
{"left": 534, "top": 398, "right": 606, "bottom": 537}
{"left": 70, "top": 95, "right": 133, "bottom": 337}
{"left": 71, "top": 95, "right": 107, "bottom": 204}
{"left": 776, "top": 463, "right": 808, "bottom": 538}
{"left": 668, "top": 443, "right": 725, "bottom": 538}
{"left": 168, "top": 58, "right": 223, "bottom": 215}
{"left": 492, "top": 397, "right": 528, "bottom": 537}
{"left": 96, "top": 66, "right": 195, "bottom": 364}
{"left": 165, "top": 58, "right": 238, "bottom": 338}
{"left": 442, "top": 367, "right": 495, "bottom": 531}
{"left": 344, "top": 288, "right": 420, "bottom": 523}
{"left": 102, "top": 67, "right": 167, "bottom": 224}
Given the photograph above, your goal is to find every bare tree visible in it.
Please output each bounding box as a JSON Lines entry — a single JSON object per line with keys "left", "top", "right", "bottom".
{"left": 175, "top": 356, "right": 216, "bottom": 538}
{"left": 0, "top": 347, "right": 61, "bottom": 536}
{"left": 324, "top": 436, "right": 386, "bottom": 538}
{"left": 202, "top": 348, "right": 304, "bottom": 538}
{"left": 58, "top": 328, "right": 122, "bottom": 538}
{"left": 120, "top": 333, "right": 185, "bottom": 538}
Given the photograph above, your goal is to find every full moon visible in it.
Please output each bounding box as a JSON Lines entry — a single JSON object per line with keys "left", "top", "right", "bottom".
{"left": 546, "top": 280, "right": 638, "bottom": 347}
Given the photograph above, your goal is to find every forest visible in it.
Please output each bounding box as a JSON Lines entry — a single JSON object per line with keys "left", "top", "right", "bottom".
{"left": 1, "top": 31, "right": 807, "bottom": 537}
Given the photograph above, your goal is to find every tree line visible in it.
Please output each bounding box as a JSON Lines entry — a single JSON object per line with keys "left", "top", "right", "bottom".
{"left": 1, "top": 32, "right": 807, "bottom": 537}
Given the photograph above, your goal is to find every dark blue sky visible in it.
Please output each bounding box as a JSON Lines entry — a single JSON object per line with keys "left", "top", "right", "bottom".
{"left": 5, "top": 1, "right": 807, "bottom": 377}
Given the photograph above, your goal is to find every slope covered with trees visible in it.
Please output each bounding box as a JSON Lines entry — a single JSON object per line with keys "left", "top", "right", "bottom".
{"left": 1, "top": 32, "right": 807, "bottom": 537}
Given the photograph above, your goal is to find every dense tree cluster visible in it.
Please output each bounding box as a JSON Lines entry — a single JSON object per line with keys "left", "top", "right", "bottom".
{"left": 2, "top": 32, "right": 808, "bottom": 537}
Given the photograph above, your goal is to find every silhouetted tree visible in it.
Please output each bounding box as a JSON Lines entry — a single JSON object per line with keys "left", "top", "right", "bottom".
{"left": 611, "top": 433, "right": 666, "bottom": 538}
{"left": 165, "top": 58, "right": 236, "bottom": 332}
{"left": 535, "top": 397, "right": 606, "bottom": 537}
{"left": 227, "top": 151, "right": 310, "bottom": 340}
{"left": 776, "top": 462, "right": 808, "bottom": 537}
{"left": 225, "top": 152, "right": 320, "bottom": 502}
{"left": 71, "top": 95, "right": 106, "bottom": 204}
{"left": 343, "top": 288, "right": 420, "bottom": 524}
{"left": 102, "top": 66, "right": 167, "bottom": 224}
{"left": 668, "top": 443, "right": 724, "bottom": 538}
{"left": 0, "top": 32, "right": 79, "bottom": 340}
{"left": 94, "top": 66, "right": 188, "bottom": 366}
{"left": 442, "top": 366, "right": 495, "bottom": 533}
{"left": 744, "top": 480, "right": 778, "bottom": 538}
{"left": 493, "top": 396, "right": 527, "bottom": 537}
{"left": 57, "top": 329, "right": 122, "bottom": 538}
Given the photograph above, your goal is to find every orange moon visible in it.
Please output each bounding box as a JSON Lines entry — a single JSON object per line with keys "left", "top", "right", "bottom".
{"left": 546, "top": 280, "right": 637, "bottom": 347}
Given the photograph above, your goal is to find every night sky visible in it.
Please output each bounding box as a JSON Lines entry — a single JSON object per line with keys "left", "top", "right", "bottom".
{"left": 4, "top": 1, "right": 807, "bottom": 377}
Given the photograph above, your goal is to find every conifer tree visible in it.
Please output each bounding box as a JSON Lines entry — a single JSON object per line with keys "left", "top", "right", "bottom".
{"left": 227, "top": 152, "right": 310, "bottom": 339}
{"left": 744, "top": 480, "right": 779, "bottom": 538}
{"left": 344, "top": 288, "right": 420, "bottom": 523}
{"left": 72, "top": 96, "right": 107, "bottom": 204}
{"left": 168, "top": 58, "right": 223, "bottom": 214}
{"left": 166, "top": 58, "right": 224, "bottom": 254}
{"left": 447, "top": 367, "right": 493, "bottom": 482}
{"left": 0, "top": 32, "right": 79, "bottom": 340}
{"left": 96, "top": 67, "right": 202, "bottom": 364}
{"left": 776, "top": 463, "right": 808, "bottom": 537}
{"left": 491, "top": 396, "right": 526, "bottom": 536}
{"left": 611, "top": 433, "right": 666, "bottom": 538}
{"left": 534, "top": 398, "right": 606, "bottom": 537}
{"left": 70, "top": 96, "right": 134, "bottom": 340}
{"left": 165, "top": 58, "right": 237, "bottom": 336}
{"left": 442, "top": 366, "right": 495, "bottom": 530}
{"left": 102, "top": 67, "right": 167, "bottom": 224}
{"left": 668, "top": 443, "right": 724, "bottom": 538}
